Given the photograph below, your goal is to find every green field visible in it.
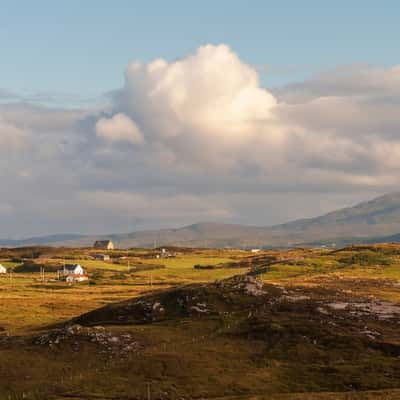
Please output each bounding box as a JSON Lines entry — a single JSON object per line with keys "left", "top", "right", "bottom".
{"left": 0, "top": 251, "right": 243, "bottom": 333}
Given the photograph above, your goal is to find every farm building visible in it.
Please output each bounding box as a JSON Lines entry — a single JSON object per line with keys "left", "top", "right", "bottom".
{"left": 94, "top": 254, "right": 110, "bottom": 261}
{"left": 61, "top": 264, "right": 84, "bottom": 276}
{"left": 66, "top": 275, "right": 89, "bottom": 283}
{"left": 159, "top": 248, "right": 176, "bottom": 258}
{"left": 0, "top": 264, "right": 7, "bottom": 274}
{"left": 93, "top": 240, "right": 114, "bottom": 250}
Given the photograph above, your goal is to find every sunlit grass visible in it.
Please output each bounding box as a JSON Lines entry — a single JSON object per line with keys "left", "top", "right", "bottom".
{"left": 0, "top": 252, "right": 240, "bottom": 333}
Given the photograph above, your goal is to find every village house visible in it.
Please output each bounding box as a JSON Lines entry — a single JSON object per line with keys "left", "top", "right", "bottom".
{"left": 59, "top": 263, "right": 88, "bottom": 283}
{"left": 155, "top": 248, "right": 176, "bottom": 259}
{"left": 60, "top": 264, "right": 84, "bottom": 276}
{"left": 93, "top": 240, "right": 114, "bottom": 250}
{"left": 0, "top": 264, "right": 7, "bottom": 274}
{"left": 94, "top": 254, "right": 110, "bottom": 261}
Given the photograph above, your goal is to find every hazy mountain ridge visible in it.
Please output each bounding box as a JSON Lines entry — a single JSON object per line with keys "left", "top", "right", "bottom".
{"left": 4, "top": 193, "right": 400, "bottom": 248}
{"left": 0, "top": 234, "right": 86, "bottom": 247}
{"left": 273, "top": 193, "right": 400, "bottom": 231}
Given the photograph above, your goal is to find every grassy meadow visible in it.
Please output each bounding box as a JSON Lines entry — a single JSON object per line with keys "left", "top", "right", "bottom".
{"left": 0, "top": 249, "right": 245, "bottom": 334}
{"left": 1, "top": 245, "right": 400, "bottom": 399}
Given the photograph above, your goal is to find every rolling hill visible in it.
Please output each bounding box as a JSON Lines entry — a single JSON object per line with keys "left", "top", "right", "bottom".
{"left": 4, "top": 192, "right": 400, "bottom": 248}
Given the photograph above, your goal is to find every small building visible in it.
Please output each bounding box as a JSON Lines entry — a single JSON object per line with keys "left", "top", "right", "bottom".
{"left": 66, "top": 274, "right": 89, "bottom": 283}
{"left": 251, "top": 249, "right": 261, "bottom": 253}
{"left": 155, "top": 249, "right": 175, "bottom": 259}
{"left": 0, "top": 264, "right": 7, "bottom": 274}
{"left": 94, "top": 254, "right": 110, "bottom": 261}
{"left": 93, "top": 240, "right": 114, "bottom": 250}
{"left": 61, "top": 264, "right": 84, "bottom": 276}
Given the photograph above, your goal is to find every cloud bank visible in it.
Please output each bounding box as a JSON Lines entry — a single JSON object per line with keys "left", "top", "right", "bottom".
{"left": 1, "top": 44, "right": 399, "bottom": 236}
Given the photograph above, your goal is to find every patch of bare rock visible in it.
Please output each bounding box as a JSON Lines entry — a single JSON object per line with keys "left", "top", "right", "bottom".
{"left": 325, "top": 300, "right": 400, "bottom": 320}
{"left": 220, "top": 274, "right": 265, "bottom": 296}
{"left": 33, "top": 324, "right": 142, "bottom": 357}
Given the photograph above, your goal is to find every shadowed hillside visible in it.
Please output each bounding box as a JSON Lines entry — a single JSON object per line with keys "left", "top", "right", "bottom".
{"left": 4, "top": 193, "right": 400, "bottom": 248}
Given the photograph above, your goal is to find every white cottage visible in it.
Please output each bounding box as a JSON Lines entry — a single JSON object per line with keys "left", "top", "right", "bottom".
{"left": 93, "top": 240, "right": 114, "bottom": 250}
{"left": 62, "top": 264, "right": 84, "bottom": 276}
{"left": 0, "top": 264, "right": 7, "bottom": 274}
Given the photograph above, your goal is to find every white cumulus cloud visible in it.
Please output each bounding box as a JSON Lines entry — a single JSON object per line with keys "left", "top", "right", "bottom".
{"left": 96, "top": 113, "right": 144, "bottom": 144}
{"left": 3, "top": 44, "right": 400, "bottom": 236}
{"left": 108, "top": 44, "right": 279, "bottom": 167}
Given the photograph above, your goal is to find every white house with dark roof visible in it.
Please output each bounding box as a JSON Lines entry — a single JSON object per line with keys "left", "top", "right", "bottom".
{"left": 93, "top": 240, "right": 114, "bottom": 250}
{"left": 61, "top": 264, "right": 84, "bottom": 276}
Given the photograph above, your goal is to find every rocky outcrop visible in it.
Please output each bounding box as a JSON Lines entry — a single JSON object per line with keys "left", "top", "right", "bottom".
{"left": 33, "top": 324, "right": 142, "bottom": 357}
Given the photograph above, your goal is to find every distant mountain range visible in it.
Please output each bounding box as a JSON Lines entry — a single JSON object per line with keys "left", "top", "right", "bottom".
{"left": 4, "top": 193, "right": 400, "bottom": 248}
{"left": 0, "top": 234, "right": 86, "bottom": 247}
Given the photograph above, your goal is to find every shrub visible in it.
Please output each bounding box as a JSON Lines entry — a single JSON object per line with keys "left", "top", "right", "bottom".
{"left": 13, "top": 261, "right": 59, "bottom": 273}
{"left": 338, "top": 251, "right": 391, "bottom": 266}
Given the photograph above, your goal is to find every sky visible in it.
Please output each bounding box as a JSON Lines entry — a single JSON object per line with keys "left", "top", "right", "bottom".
{"left": 1, "top": 1, "right": 400, "bottom": 237}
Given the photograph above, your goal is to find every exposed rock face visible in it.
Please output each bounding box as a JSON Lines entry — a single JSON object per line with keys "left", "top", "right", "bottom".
{"left": 229, "top": 275, "right": 265, "bottom": 296}
{"left": 73, "top": 274, "right": 270, "bottom": 327}
{"left": 33, "top": 324, "right": 142, "bottom": 357}
{"left": 326, "top": 301, "right": 400, "bottom": 320}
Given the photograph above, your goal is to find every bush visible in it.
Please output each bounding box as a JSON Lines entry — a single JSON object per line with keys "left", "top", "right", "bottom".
{"left": 13, "top": 262, "right": 59, "bottom": 273}
{"left": 91, "top": 271, "right": 104, "bottom": 280}
{"left": 338, "top": 251, "right": 391, "bottom": 266}
{"left": 194, "top": 264, "right": 220, "bottom": 270}
{"left": 110, "top": 272, "right": 127, "bottom": 280}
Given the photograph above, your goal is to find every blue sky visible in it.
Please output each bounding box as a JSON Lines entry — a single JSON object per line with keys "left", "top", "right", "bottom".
{"left": 1, "top": 0, "right": 400, "bottom": 105}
